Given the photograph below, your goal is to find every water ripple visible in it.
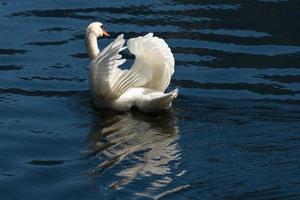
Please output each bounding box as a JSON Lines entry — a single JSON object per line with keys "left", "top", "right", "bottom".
{"left": 258, "top": 74, "right": 300, "bottom": 84}
{"left": 20, "top": 76, "right": 85, "bottom": 82}
{"left": 0, "top": 88, "right": 86, "bottom": 97}
{"left": 173, "top": 79, "right": 298, "bottom": 95}
{"left": 26, "top": 160, "right": 66, "bottom": 166}
{"left": 0, "top": 49, "right": 28, "bottom": 55}
{"left": 26, "top": 40, "right": 68, "bottom": 46}
{"left": 0, "top": 65, "right": 23, "bottom": 71}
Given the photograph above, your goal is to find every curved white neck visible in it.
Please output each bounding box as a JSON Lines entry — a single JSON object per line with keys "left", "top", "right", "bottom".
{"left": 85, "top": 32, "right": 100, "bottom": 60}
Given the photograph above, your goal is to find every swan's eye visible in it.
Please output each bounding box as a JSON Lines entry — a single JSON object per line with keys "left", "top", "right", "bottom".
{"left": 100, "top": 25, "right": 104, "bottom": 29}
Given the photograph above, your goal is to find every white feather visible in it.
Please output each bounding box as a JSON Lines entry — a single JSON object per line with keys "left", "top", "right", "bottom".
{"left": 86, "top": 24, "right": 178, "bottom": 112}
{"left": 128, "top": 33, "right": 175, "bottom": 92}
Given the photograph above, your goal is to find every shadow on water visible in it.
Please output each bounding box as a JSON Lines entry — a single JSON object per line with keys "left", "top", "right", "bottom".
{"left": 85, "top": 108, "right": 182, "bottom": 194}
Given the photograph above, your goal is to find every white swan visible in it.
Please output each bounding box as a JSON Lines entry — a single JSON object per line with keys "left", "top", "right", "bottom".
{"left": 85, "top": 22, "right": 178, "bottom": 112}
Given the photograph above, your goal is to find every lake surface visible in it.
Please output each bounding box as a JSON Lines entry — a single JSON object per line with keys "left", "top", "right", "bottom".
{"left": 1, "top": 0, "right": 300, "bottom": 199}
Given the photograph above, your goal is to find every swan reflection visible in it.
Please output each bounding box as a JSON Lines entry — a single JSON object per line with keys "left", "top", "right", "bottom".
{"left": 86, "top": 109, "right": 181, "bottom": 192}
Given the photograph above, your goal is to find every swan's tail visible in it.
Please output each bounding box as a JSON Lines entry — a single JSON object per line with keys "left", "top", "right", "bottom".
{"left": 138, "top": 89, "right": 179, "bottom": 112}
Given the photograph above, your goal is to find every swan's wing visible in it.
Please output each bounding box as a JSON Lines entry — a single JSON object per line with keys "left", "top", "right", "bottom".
{"left": 90, "top": 34, "right": 146, "bottom": 99}
{"left": 128, "top": 33, "right": 175, "bottom": 92}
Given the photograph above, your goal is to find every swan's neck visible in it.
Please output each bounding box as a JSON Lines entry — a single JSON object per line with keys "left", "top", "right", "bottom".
{"left": 85, "top": 32, "right": 100, "bottom": 60}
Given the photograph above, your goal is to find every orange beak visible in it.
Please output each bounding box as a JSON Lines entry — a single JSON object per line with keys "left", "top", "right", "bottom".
{"left": 103, "top": 29, "right": 110, "bottom": 37}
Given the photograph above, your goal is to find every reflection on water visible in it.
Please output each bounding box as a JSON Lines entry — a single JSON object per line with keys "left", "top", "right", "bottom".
{"left": 86, "top": 109, "right": 182, "bottom": 194}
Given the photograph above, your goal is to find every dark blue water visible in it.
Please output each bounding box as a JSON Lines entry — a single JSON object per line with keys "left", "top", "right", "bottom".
{"left": 1, "top": 0, "right": 300, "bottom": 199}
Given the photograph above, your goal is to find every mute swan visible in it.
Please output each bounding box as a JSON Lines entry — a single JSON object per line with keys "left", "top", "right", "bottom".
{"left": 85, "top": 22, "right": 178, "bottom": 112}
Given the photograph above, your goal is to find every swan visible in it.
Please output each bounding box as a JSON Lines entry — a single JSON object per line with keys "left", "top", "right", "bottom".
{"left": 85, "top": 22, "right": 178, "bottom": 112}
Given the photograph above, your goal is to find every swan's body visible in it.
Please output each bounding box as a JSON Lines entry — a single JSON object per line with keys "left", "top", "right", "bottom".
{"left": 86, "top": 22, "right": 178, "bottom": 112}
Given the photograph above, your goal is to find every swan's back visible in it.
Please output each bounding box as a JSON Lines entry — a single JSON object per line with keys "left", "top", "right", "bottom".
{"left": 90, "top": 34, "right": 174, "bottom": 99}
{"left": 89, "top": 33, "right": 177, "bottom": 111}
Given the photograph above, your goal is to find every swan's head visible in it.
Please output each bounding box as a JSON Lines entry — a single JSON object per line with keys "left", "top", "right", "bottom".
{"left": 86, "top": 22, "right": 110, "bottom": 37}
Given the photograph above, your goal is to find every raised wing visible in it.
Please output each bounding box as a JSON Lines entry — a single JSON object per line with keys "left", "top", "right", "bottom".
{"left": 89, "top": 34, "right": 146, "bottom": 99}
{"left": 128, "top": 33, "right": 175, "bottom": 92}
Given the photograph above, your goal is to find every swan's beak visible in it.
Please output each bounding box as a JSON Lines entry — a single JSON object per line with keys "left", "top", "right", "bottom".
{"left": 103, "top": 29, "right": 110, "bottom": 37}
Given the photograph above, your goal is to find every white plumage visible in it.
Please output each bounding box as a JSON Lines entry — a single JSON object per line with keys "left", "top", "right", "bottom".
{"left": 86, "top": 22, "right": 178, "bottom": 112}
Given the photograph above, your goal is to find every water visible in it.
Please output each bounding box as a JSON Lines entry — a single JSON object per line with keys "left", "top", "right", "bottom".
{"left": 1, "top": 0, "right": 300, "bottom": 199}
